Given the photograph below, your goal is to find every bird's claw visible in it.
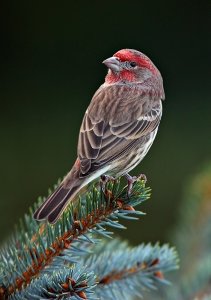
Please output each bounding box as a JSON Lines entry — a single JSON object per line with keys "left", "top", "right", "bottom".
{"left": 138, "top": 173, "right": 147, "bottom": 183}
{"left": 125, "top": 173, "right": 147, "bottom": 197}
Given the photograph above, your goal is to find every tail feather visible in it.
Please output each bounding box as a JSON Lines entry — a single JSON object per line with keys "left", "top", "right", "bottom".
{"left": 47, "top": 185, "right": 80, "bottom": 223}
{"left": 33, "top": 183, "right": 81, "bottom": 223}
{"left": 34, "top": 185, "right": 67, "bottom": 220}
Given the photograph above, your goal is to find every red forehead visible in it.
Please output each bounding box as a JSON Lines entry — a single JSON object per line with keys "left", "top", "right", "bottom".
{"left": 114, "top": 49, "right": 157, "bottom": 74}
{"left": 114, "top": 50, "right": 140, "bottom": 62}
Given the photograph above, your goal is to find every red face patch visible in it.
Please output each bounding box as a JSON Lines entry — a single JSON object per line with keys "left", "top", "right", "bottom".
{"left": 114, "top": 49, "right": 157, "bottom": 74}
{"left": 105, "top": 69, "right": 136, "bottom": 84}
{"left": 105, "top": 49, "right": 158, "bottom": 84}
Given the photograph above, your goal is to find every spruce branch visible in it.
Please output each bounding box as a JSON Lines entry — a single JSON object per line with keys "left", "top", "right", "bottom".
{"left": 9, "top": 267, "right": 97, "bottom": 300}
{"left": 87, "top": 243, "right": 178, "bottom": 300}
{"left": 0, "top": 178, "right": 149, "bottom": 298}
{"left": 0, "top": 176, "right": 178, "bottom": 299}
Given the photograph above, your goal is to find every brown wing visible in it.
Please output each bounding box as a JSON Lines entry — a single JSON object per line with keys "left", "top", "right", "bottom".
{"left": 77, "top": 84, "right": 162, "bottom": 176}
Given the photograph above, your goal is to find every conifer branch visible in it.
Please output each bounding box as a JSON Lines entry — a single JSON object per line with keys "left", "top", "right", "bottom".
{"left": 0, "top": 178, "right": 149, "bottom": 298}
{"left": 9, "top": 267, "right": 97, "bottom": 300}
{"left": 0, "top": 176, "right": 178, "bottom": 299}
{"left": 88, "top": 243, "right": 178, "bottom": 299}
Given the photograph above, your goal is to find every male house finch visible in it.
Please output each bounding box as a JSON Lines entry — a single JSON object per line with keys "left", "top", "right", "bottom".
{"left": 34, "top": 49, "right": 165, "bottom": 224}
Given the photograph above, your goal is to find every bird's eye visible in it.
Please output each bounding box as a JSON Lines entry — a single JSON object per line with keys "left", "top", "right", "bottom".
{"left": 130, "top": 61, "right": 137, "bottom": 68}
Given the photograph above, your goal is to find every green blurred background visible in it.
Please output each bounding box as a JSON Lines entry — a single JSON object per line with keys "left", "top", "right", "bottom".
{"left": 0, "top": 1, "right": 210, "bottom": 243}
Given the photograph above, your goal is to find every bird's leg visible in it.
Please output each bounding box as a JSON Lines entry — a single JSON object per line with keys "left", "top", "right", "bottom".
{"left": 125, "top": 173, "right": 147, "bottom": 196}
{"left": 100, "top": 175, "right": 116, "bottom": 192}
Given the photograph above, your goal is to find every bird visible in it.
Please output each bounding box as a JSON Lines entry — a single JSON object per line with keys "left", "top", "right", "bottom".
{"left": 34, "top": 48, "right": 165, "bottom": 224}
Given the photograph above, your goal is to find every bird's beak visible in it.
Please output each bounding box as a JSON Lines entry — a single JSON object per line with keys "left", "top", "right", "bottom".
{"left": 102, "top": 56, "right": 120, "bottom": 72}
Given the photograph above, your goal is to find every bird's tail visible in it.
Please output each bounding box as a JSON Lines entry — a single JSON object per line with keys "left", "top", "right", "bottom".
{"left": 34, "top": 178, "right": 85, "bottom": 224}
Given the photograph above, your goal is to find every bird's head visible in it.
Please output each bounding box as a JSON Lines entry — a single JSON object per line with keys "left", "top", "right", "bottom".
{"left": 103, "top": 49, "right": 160, "bottom": 84}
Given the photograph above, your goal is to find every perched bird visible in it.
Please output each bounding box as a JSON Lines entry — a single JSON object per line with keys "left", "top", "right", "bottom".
{"left": 34, "top": 49, "right": 165, "bottom": 224}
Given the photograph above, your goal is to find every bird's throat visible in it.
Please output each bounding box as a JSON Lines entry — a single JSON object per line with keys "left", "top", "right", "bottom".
{"left": 105, "top": 70, "right": 136, "bottom": 84}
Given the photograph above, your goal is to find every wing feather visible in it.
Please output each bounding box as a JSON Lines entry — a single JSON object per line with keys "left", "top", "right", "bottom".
{"left": 77, "top": 85, "right": 162, "bottom": 177}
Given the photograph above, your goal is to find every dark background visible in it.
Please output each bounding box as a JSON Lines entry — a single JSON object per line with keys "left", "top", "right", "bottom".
{"left": 0, "top": 1, "right": 210, "bottom": 243}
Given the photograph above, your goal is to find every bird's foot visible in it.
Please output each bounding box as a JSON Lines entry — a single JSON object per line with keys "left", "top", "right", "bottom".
{"left": 100, "top": 175, "right": 116, "bottom": 192}
{"left": 125, "top": 173, "right": 147, "bottom": 197}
